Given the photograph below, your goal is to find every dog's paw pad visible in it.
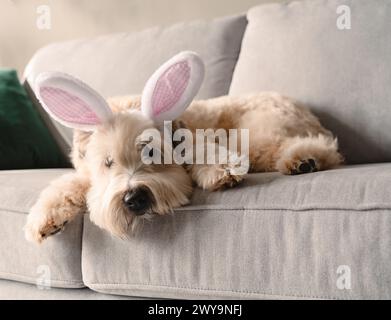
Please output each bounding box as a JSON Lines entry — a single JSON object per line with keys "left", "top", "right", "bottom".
{"left": 291, "top": 158, "right": 318, "bottom": 175}
{"left": 34, "top": 220, "right": 69, "bottom": 242}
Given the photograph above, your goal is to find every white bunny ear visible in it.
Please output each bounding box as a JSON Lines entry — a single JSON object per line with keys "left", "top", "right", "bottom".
{"left": 34, "top": 72, "right": 113, "bottom": 131}
{"left": 141, "top": 51, "right": 205, "bottom": 124}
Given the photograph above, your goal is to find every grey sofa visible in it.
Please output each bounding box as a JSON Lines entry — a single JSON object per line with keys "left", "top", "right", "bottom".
{"left": 1, "top": 0, "right": 391, "bottom": 299}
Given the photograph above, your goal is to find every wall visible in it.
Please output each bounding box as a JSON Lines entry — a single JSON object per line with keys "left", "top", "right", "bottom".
{"left": 0, "top": 0, "right": 281, "bottom": 75}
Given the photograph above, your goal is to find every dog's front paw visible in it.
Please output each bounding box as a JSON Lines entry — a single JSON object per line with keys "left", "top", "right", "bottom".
{"left": 210, "top": 170, "right": 242, "bottom": 191}
{"left": 24, "top": 207, "right": 69, "bottom": 244}
{"left": 209, "top": 154, "right": 248, "bottom": 191}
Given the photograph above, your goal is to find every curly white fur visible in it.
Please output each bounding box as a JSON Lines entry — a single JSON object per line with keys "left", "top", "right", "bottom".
{"left": 24, "top": 92, "right": 343, "bottom": 243}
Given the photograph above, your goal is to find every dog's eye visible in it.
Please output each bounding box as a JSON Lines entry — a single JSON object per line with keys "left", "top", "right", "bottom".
{"left": 104, "top": 156, "right": 114, "bottom": 168}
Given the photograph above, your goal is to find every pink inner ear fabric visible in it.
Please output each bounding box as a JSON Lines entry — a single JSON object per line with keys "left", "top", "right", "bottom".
{"left": 40, "top": 86, "right": 101, "bottom": 125}
{"left": 152, "top": 61, "right": 190, "bottom": 116}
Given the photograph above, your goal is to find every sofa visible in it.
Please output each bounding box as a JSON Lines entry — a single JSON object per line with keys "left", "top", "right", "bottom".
{"left": 1, "top": 0, "right": 391, "bottom": 299}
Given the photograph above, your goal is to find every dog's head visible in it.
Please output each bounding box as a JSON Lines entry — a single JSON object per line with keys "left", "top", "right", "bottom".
{"left": 34, "top": 52, "right": 204, "bottom": 238}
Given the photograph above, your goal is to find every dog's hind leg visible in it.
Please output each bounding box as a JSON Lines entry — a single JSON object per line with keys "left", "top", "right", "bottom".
{"left": 275, "top": 134, "right": 343, "bottom": 175}
{"left": 24, "top": 172, "right": 90, "bottom": 243}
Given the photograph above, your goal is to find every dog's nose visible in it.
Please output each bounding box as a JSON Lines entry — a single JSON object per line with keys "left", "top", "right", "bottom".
{"left": 123, "top": 188, "right": 150, "bottom": 215}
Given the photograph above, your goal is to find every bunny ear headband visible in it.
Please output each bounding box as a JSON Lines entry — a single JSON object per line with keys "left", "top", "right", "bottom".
{"left": 34, "top": 51, "right": 205, "bottom": 131}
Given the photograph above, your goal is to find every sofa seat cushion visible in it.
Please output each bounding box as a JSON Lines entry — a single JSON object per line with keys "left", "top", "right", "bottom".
{"left": 0, "top": 169, "right": 84, "bottom": 288}
{"left": 82, "top": 164, "right": 391, "bottom": 299}
{"left": 0, "top": 279, "right": 140, "bottom": 300}
{"left": 230, "top": 0, "right": 391, "bottom": 164}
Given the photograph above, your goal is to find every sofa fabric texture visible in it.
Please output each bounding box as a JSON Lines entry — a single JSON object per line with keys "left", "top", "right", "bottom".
{"left": 0, "top": 279, "right": 139, "bottom": 300}
{"left": 23, "top": 15, "right": 247, "bottom": 148}
{"left": 82, "top": 164, "right": 391, "bottom": 299}
{"left": 230, "top": 0, "right": 391, "bottom": 164}
{"left": 0, "top": 169, "right": 84, "bottom": 288}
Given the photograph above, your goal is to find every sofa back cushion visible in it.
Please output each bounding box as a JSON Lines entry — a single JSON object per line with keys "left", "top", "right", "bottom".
{"left": 230, "top": 0, "right": 391, "bottom": 164}
{"left": 24, "top": 15, "right": 247, "bottom": 148}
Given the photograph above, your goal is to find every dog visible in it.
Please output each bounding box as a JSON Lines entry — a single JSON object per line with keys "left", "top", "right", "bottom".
{"left": 24, "top": 52, "right": 343, "bottom": 243}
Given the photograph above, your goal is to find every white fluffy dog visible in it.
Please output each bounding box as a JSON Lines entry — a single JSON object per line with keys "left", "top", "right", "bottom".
{"left": 24, "top": 52, "right": 343, "bottom": 243}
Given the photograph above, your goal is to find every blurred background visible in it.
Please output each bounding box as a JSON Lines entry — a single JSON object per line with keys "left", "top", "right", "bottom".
{"left": 0, "top": 0, "right": 280, "bottom": 76}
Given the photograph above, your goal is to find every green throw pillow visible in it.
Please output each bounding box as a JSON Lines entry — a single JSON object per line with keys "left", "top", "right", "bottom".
{"left": 0, "top": 69, "right": 68, "bottom": 169}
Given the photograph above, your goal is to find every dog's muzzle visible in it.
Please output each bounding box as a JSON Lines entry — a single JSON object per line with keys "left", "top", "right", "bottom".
{"left": 122, "top": 187, "right": 152, "bottom": 215}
